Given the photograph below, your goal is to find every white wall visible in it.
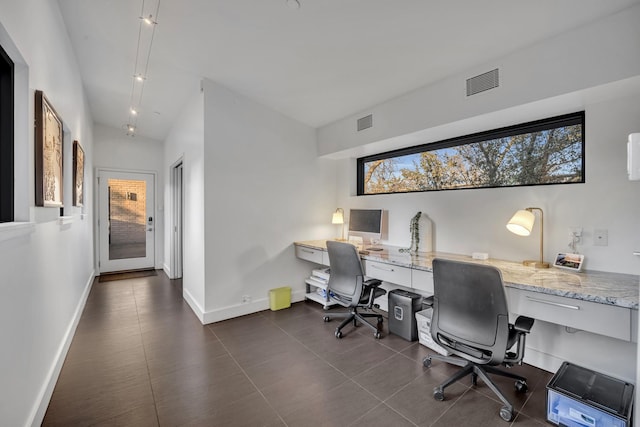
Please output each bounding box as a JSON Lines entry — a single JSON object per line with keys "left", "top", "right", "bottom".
{"left": 331, "top": 93, "right": 640, "bottom": 275}
{"left": 321, "top": 5, "right": 640, "bottom": 276}
{"left": 199, "top": 79, "right": 336, "bottom": 322}
{"left": 93, "top": 124, "right": 165, "bottom": 270}
{"left": 163, "top": 88, "right": 207, "bottom": 319}
{"left": 318, "top": 4, "right": 640, "bottom": 158}
{"left": 0, "top": 1, "right": 95, "bottom": 426}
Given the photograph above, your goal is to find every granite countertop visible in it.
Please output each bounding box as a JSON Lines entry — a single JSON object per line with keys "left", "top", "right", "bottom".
{"left": 295, "top": 240, "right": 639, "bottom": 310}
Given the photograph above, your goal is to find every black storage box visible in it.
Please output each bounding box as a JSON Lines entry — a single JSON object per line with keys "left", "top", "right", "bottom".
{"left": 388, "top": 289, "right": 422, "bottom": 341}
{"left": 546, "top": 362, "right": 634, "bottom": 427}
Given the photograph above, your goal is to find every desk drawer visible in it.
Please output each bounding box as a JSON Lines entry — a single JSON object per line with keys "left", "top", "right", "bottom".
{"left": 295, "top": 245, "right": 324, "bottom": 265}
{"left": 411, "top": 269, "right": 434, "bottom": 295}
{"left": 364, "top": 260, "right": 411, "bottom": 287}
{"left": 506, "top": 288, "right": 631, "bottom": 341}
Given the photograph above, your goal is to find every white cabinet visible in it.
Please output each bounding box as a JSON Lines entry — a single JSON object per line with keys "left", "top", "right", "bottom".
{"left": 364, "top": 260, "right": 412, "bottom": 287}
{"left": 295, "top": 245, "right": 327, "bottom": 265}
{"left": 632, "top": 309, "right": 638, "bottom": 344}
{"left": 411, "top": 269, "right": 434, "bottom": 295}
{"left": 506, "top": 288, "right": 632, "bottom": 341}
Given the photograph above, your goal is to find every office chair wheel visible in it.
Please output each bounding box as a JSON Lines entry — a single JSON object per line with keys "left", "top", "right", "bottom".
{"left": 515, "top": 379, "right": 528, "bottom": 393}
{"left": 471, "top": 373, "right": 478, "bottom": 386}
{"left": 335, "top": 330, "right": 343, "bottom": 339}
{"left": 499, "top": 406, "right": 513, "bottom": 422}
{"left": 374, "top": 331, "right": 382, "bottom": 339}
{"left": 433, "top": 387, "right": 445, "bottom": 401}
{"left": 422, "top": 357, "right": 432, "bottom": 368}
{"left": 323, "top": 316, "right": 330, "bottom": 322}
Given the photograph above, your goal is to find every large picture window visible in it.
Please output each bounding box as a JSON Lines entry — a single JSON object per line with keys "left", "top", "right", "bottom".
{"left": 358, "top": 112, "right": 585, "bottom": 195}
{"left": 0, "top": 43, "right": 14, "bottom": 222}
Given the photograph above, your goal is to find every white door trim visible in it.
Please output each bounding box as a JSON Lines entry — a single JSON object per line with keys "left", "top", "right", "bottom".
{"left": 169, "top": 158, "right": 184, "bottom": 279}
{"left": 95, "top": 167, "right": 157, "bottom": 274}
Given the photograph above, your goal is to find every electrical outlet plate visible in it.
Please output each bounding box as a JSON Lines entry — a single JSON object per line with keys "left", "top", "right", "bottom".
{"left": 569, "top": 227, "right": 582, "bottom": 244}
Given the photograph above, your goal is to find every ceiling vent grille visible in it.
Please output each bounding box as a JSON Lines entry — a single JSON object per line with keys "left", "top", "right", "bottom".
{"left": 357, "top": 114, "right": 373, "bottom": 131}
{"left": 466, "top": 68, "right": 499, "bottom": 96}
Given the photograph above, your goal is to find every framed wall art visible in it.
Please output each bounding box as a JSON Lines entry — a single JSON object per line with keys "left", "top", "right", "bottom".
{"left": 73, "top": 140, "right": 84, "bottom": 207}
{"left": 35, "top": 90, "right": 64, "bottom": 207}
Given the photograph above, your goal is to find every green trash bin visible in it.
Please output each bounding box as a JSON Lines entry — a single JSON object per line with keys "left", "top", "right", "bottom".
{"left": 269, "top": 286, "right": 291, "bottom": 311}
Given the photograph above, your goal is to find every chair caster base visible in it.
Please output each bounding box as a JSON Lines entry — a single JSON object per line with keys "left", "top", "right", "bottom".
{"left": 423, "top": 357, "right": 432, "bottom": 368}
{"left": 433, "top": 387, "right": 445, "bottom": 401}
{"left": 515, "top": 379, "right": 528, "bottom": 393}
{"left": 499, "top": 406, "right": 513, "bottom": 422}
{"left": 323, "top": 316, "right": 330, "bottom": 322}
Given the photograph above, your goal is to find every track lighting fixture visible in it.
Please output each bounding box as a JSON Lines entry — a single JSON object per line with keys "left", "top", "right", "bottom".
{"left": 125, "top": 0, "right": 160, "bottom": 136}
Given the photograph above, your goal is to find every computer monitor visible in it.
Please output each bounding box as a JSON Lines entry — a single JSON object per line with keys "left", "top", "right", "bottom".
{"left": 348, "top": 209, "right": 383, "bottom": 245}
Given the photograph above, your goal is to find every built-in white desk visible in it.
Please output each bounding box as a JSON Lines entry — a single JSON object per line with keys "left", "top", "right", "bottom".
{"left": 294, "top": 240, "right": 639, "bottom": 380}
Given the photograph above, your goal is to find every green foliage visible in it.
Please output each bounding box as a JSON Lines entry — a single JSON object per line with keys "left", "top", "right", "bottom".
{"left": 363, "top": 124, "right": 582, "bottom": 194}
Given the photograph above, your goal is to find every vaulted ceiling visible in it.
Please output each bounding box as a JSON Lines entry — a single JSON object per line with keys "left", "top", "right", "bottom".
{"left": 57, "top": 0, "right": 639, "bottom": 141}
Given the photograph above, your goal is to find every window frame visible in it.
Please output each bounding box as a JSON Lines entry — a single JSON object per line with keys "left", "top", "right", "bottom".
{"left": 0, "top": 42, "right": 14, "bottom": 222}
{"left": 357, "top": 111, "right": 585, "bottom": 196}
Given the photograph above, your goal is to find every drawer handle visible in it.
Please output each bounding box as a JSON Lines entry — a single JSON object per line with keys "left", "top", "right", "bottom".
{"left": 300, "top": 249, "right": 315, "bottom": 254}
{"left": 370, "top": 264, "right": 394, "bottom": 272}
{"left": 526, "top": 296, "right": 580, "bottom": 310}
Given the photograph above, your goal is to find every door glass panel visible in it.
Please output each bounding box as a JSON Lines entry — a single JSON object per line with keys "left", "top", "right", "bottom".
{"left": 108, "top": 178, "right": 146, "bottom": 260}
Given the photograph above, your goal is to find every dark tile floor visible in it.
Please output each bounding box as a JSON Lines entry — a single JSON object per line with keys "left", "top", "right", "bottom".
{"left": 43, "top": 272, "right": 552, "bottom": 426}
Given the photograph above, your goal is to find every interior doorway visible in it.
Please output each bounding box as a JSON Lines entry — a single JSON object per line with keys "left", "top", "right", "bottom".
{"left": 171, "top": 161, "right": 184, "bottom": 279}
{"left": 97, "top": 170, "right": 155, "bottom": 273}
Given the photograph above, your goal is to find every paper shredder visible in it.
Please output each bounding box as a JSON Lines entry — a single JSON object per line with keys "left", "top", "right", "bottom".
{"left": 388, "top": 289, "right": 423, "bottom": 341}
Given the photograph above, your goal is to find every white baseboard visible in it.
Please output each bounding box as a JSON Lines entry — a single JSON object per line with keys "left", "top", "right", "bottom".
{"left": 29, "top": 270, "right": 95, "bottom": 427}
{"left": 203, "top": 299, "right": 270, "bottom": 324}
{"left": 183, "top": 287, "right": 205, "bottom": 324}
{"left": 162, "top": 263, "right": 171, "bottom": 278}
{"left": 185, "top": 289, "right": 308, "bottom": 325}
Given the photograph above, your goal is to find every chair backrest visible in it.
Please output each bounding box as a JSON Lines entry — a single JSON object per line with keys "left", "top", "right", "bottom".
{"left": 431, "top": 258, "right": 510, "bottom": 365}
{"left": 326, "top": 241, "right": 365, "bottom": 306}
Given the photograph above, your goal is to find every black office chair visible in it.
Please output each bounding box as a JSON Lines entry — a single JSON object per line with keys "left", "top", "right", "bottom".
{"left": 322, "top": 241, "right": 386, "bottom": 339}
{"left": 423, "top": 258, "right": 534, "bottom": 422}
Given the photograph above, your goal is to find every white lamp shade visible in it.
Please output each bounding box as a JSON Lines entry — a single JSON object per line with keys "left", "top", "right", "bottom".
{"left": 332, "top": 210, "right": 344, "bottom": 224}
{"left": 506, "top": 209, "right": 535, "bottom": 236}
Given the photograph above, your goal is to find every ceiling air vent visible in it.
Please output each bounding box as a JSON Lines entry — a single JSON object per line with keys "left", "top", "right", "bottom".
{"left": 466, "top": 68, "right": 499, "bottom": 96}
{"left": 357, "top": 114, "right": 373, "bottom": 131}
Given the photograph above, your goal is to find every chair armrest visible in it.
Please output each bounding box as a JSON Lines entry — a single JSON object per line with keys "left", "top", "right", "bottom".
{"left": 363, "top": 278, "right": 382, "bottom": 288}
{"left": 513, "top": 316, "right": 534, "bottom": 333}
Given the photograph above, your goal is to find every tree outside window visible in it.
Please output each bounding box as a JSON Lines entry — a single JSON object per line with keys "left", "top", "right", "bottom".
{"left": 359, "top": 113, "right": 584, "bottom": 195}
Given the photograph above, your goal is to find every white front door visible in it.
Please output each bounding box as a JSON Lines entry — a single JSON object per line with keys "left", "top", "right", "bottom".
{"left": 98, "top": 170, "right": 155, "bottom": 273}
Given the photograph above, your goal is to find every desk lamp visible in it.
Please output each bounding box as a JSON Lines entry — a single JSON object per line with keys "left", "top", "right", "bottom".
{"left": 332, "top": 208, "right": 345, "bottom": 241}
{"left": 506, "top": 207, "right": 549, "bottom": 268}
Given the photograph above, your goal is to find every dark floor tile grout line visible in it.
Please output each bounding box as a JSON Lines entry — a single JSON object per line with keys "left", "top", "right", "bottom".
{"left": 206, "top": 323, "right": 291, "bottom": 427}
{"left": 130, "top": 281, "right": 162, "bottom": 427}
{"left": 348, "top": 401, "right": 420, "bottom": 427}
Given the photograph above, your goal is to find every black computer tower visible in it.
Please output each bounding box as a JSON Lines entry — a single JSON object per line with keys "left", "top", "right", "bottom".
{"left": 388, "top": 289, "right": 423, "bottom": 341}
